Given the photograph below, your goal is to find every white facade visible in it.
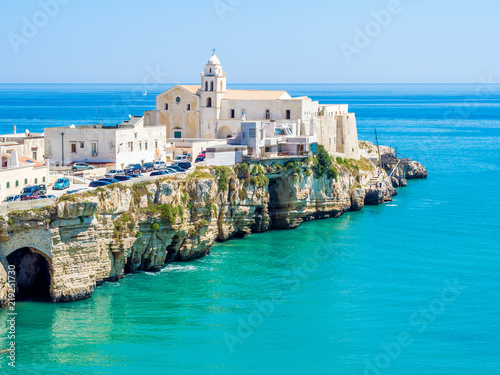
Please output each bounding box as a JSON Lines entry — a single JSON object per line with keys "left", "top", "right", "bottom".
{"left": 0, "top": 151, "right": 49, "bottom": 201}
{"left": 145, "top": 53, "right": 360, "bottom": 160}
{"left": 0, "top": 131, "right": 45, "bottom": 164}
{"left": 44, "top": 116, "right": 167, "bottom": 169}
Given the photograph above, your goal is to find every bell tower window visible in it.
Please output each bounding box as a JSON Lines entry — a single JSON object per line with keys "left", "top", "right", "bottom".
{"left": 211, "top": 81, "right": 214, "bottom": 91}
{"left": 205, "top": 81, "right": 208, "bottom": 91}
{"left": 207, "top": 97, "right": 212, "bottom": 108}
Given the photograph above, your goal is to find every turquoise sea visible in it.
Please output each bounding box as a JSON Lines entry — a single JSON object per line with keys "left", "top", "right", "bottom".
{"left": 0, "top": 84, "right": 499, "bottom": 374}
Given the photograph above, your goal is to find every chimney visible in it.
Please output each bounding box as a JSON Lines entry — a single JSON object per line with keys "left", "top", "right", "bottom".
{"left": 10, "top": 150, "right": 19, "bottom": 168}
{"left": 13, "top": 125, "right": 16, "bottom": 134}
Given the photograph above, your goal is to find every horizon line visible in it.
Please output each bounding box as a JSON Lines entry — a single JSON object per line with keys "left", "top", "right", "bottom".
{"left": 0, "top": 82, "right": 497, "bottom": 85}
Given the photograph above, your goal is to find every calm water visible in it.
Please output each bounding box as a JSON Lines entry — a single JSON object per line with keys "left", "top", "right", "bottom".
{"left": 0, "top": 84, "right": 499, "bottom": 374}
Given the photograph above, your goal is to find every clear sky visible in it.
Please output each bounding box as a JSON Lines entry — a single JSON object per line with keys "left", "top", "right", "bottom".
{"left": 0, "top": 0, "right": 498, "bottom": 84}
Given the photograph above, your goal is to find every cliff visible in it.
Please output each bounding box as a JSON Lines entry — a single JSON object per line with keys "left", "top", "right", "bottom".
{"left": 0, "top": 143, "right": 427, "bottom": 306}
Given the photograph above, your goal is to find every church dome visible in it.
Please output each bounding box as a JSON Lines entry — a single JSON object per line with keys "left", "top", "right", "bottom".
{"left": 208, "top": 53, "right": 221, "bottom": 65}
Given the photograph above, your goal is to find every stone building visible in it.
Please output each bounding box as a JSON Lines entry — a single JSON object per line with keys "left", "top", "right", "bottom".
{"left": 144, "top": 52, "right": 359, "bottom": 159}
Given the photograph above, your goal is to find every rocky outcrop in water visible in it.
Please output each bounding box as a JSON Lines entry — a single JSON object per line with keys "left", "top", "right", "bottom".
{"left": 0, "top": 146, "right": 427, "bottom": 306}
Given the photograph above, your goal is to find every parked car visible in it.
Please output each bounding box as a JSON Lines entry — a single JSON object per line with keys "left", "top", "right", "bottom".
{"left": 153, "top": 161, "right": 167, "bottom": 170}
{"left": 124, "top": 164, "right": 142, "bottom": 175}
{"left": 105, "top": 170, "right": 125, "bottom": 178}
{"left": 114, "top": 175, "right": 132, "bottom": 182}
{"left": 98, "top": 178, "right": 119, "bottom": 184}
{"left": 53, "top": 178, "right": 70, "bottom": 190}
{"left": 167, "top": 165, "right": 187, "bottom": 172}
{"left": 150, "top": 171, "right": 168, "bottom": 177}
{"left": 39, "top": 195, "right": 56, "bottom": 199}
{"left": 2, "top": 194, "right": 21, "bottom": 203}
{"left": 38, "top": 184, "right": 47, "bottom": 194}
{"left": 20, "top": 185, "right": 41, "bottom": 199}
{"left": 72, "top": 162, "right": 95, "bottom": 172}
{"left": 195, "top": 155, "right": 205, "bottom": 163}
{"left": 21, "top": 196, "right": 38, "bottom": 201}
{"left": 89, "top": 181, "right": 111, "bottom": 188}
{"left": 173, "top": 154, "right": 191, "bottom": 164}
{"left": 141, "top": 162, "right": 155, "bottom": 173}
{"left": 176, "top": 162, "right": 192, "bottom": 170}
{"left": 128, "top": 174, "right": 143, "bottom": 178}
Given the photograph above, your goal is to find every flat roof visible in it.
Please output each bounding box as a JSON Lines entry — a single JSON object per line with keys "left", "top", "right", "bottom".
{"left": 206, "top": 145, "right": 247, "bottom": 152}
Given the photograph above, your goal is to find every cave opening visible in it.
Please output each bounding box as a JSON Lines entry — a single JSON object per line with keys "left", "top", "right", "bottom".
{"left": 6, "top": 247, "right": 51, "bottom": 301}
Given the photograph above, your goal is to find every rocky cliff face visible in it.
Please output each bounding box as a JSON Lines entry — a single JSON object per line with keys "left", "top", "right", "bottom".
{"left": 0, "top": 147, "right": 427, "bottom": 307}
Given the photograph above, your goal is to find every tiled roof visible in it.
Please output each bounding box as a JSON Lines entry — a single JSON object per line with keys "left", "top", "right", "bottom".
{"left": 180, "top": 85, "right": 200, "bottom": 94}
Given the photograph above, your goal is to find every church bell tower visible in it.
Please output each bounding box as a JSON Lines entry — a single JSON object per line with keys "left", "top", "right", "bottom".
{"left": 200, "top": 50, "right": 226, "bottom": 138}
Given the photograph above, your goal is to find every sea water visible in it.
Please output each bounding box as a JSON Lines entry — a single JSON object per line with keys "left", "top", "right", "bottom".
{"left": 0, "top": 84, "right": 499, "bottom": 374}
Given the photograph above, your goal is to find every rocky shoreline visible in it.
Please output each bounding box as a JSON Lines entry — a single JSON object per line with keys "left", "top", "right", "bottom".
{"left": 0, "top": 142, "right": 427, "bottom": 306}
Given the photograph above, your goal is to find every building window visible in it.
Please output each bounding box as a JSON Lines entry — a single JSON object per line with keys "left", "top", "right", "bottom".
{"left": 34, "top": 178, "right": 38, "bottom": 184}
{"left": 135, "top": 133, "right": 138, "bottom": 139}
{"left": 155, "top": 140, "right": 158, "bottom": 149}
{"left": 220, "top": 82, "right": 223, "bottom": 92}
{"left": 210, "top": 81, "right": 214, "bottom": 91}
{"left": 265, "top": 110, "right": 271, "bottom": 120}
{"left": 249, "top": 128, "right": 256, "bottom": 138}
{"left": 230, "top": 109, "right": 235, "bottom": 119}
{"left": 15, "top": 180, "right": 19, "bottom": 187}
{"left": 165, "top": 103, "right": 169, "bottom": 110}
{"left": 139, "top": 142, "right": 142, "bottom": 151}
{"left": 174, "top": 131, "right": 182, "bottom": 139}
{"left": 207, "top": 97, "right": 212, "bottom": 108}
{"left": 187, "top": 104, "right": 191, "bottom": 111}
{"left": 145, "top": 142, "right": 148, "bottom": 150}
{"left": 24, "top": 178, "right": 28, "bottom": 185}
{"left": 43, "top": 176, "right": 46, "bottom": 183}
{"left": 91, "top": 142, "right": 98, "bottom": 155}
{"left": 286, "top": 110, "right": 291, "bottom": 120}
{"left": 128, "top": 142, "right": 133, "bottom": 152}
{"left": 205, "top": 81, "right": 208, "bottom": 91}
{"left": 80, "top": 142, "right": 84, "bottom": 148}
{"left": 32, "top": 150, "right": 37, "bottom": 160}
{"left": 71, "top": 143, "right": 77, "bottom": 153}
{"left": 6, "top": 182, "right": 10, "bottom": 189}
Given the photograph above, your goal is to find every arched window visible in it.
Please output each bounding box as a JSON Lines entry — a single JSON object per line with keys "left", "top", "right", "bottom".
{"left": 205, "top": 81, "right": 208, "bottom": 91}
{"left": 43, "top": 176, "right": 46, "bottom": 182}
{"left": 220, "top": 82, "right": 223, "bottom": 92}
{"left": 207, "top": 97, "right": 212, "bottom": 108}
{"left": 24, "top": 178, "right": 28, "bottom": 185}
{"left": 6, "top": 182, "right": 10, "bottom": 189}
{"left": 210, "top": 81, "right": 214, "bottom": 91}
{"left": 15, "top": 180, "right": 19, "bottom": 187}
{"left": 34, "top": 178, "right": 38, "bottom": 184}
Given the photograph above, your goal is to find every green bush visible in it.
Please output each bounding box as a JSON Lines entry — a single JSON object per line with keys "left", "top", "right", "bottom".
{"left": 313, "top": 145, "right": 337, "bottom": 180}
{"left": 135, "top": 231, "right": 143, "bottom": 238}
{"left": 151, "top": 223, "right": 160, "bottom": 231}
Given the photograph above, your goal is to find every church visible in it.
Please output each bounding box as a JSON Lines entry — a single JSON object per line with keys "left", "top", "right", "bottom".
{"left": 144, "top": 52, "right": 359, "bottom": 160}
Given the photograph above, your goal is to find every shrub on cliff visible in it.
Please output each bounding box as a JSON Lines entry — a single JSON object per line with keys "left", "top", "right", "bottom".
{"left": 214, "top": 166, "right": 232, "bottom": 191}
{"left": 313, "top": 145, "right": 335, "bottom": 179}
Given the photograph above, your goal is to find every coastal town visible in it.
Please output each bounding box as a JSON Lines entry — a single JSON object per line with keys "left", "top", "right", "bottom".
{"left": 0, "top": 53, "right": 362, "bottom": 209}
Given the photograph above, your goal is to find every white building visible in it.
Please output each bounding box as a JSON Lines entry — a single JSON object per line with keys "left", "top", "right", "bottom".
{"left": 44, "top": 116, "right": 167, "bottom": 169}
{"left": 144, "top": 53, "right": 359, "bottom": 160}
{"left": 0, "top": 128, "right": 45, "bottom": 164}
{"left": 0, "top": 151, "right": 49, "bottom": 201}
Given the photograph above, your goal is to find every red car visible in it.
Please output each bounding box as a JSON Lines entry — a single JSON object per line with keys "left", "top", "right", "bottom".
{"left": 22, "top": 196, "right": 39, "bottom": 201}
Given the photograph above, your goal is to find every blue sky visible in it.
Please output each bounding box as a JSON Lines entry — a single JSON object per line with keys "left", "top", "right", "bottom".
{"left": 0, "top": 0, "right": 498, "bottom": 83}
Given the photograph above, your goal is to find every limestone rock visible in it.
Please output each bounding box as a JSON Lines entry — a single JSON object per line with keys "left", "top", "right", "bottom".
{"left": 406, "top": 161, "right": 428, "bottom": 179}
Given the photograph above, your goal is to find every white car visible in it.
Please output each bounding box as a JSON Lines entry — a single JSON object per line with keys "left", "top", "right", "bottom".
{"left": 2, "top": 194, "right": 21, "bottom": 204}
{"left": 105, "top": 169, "right": 125, "bottom": 178}
{"left": 154, "top": 161, "right": 167, "bottom": 170}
